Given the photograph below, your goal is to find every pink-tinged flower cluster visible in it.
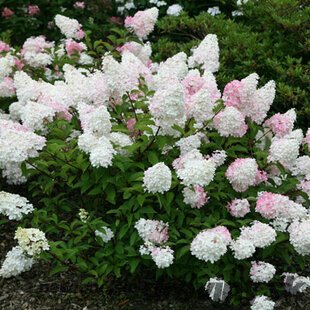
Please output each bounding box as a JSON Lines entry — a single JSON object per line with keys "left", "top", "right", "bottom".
{"left": 135, "top": 218, "right": 169, "bottom": 244}
{"left": 255, "top": 192, "right": 308, "bottom": 227}
{"left": 173, "top": 149, "right": 216, "bottom": 187}
{"left": 125, "top": 7, "right": 159, "bottom": 40}
{"left": 213, "top": 106, "right": 248, "bottom": 137}
{"left": 0, "top": 41, "right": 10, "bottom": 53}
{"left": 226, "top": 199, "right": 250, "bottom": 218}
{"left": 182, "top": 186, "right": 208, "bottom": 208}
{"left": 55, "top": 14, "right": 84, "bottom": 40}
{"left": 28, "top": 5, "right": 40, "bottom": 16}
{"left": 118, "top": 41, "right": 151, "bottom": 65}
{"left": 288, "top": 219, "right": 310, "bottom": 255}
{"left": 0, "top": 77, "right": 15, "bottom": 97}
{"left": 2, "top": 7, "right": 14, "bottom": 19}
{"left": 256, "top": 192, "right": 287, "bottom": 219}
{"left": 182, "top": 69, "right": 205, "bottom": 96}
{"left": 222, "top": 74, "right": 276, "bottom": 124}
{"left": 136, "top": 218, "right": 173, "bottom": 268}
{"left": 126, "top": 118, "right": 136, "bottom": 132}
{"left": 250, "top": 261, "right": 276, "bottom": 283}
{"left": 223, "top": 80, "right": 244, "bottom": 109}
{"left": 21, "top": 36, "right": 54, "bottom": 67}
{"left": 226, "top": 158, "right": 266, "bottom": 192}
{"left": 74, "top": 2, "right": 85, "bottom": 9}
{"left": 264, "top": 109, "right": 296, "bottom": 137}
{"left": 190, "top": 226, "right": 231, "bottom": 263}
{"left": 297, "top": 174, "right": 310, "bottom": 197}
{"left": 65, "top": 40, "right": 85, "bottom": 56}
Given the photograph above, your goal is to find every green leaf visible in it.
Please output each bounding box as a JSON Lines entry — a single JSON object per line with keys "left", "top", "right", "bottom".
{"left": 49, "top": 265, "right": 68, "bottom": 276}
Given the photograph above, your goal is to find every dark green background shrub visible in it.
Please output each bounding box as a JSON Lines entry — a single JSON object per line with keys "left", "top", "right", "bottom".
{"left": 152, "top": 0, "right": 310, "bottom": 129}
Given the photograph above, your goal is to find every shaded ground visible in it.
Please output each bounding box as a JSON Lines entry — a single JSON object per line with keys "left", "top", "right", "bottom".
{"left": 1, "top": 222, "right": 310, "bottom": 310}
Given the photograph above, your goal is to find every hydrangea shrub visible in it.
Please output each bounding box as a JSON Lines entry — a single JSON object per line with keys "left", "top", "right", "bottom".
{"left": 0, "top": 9, "right": 310, "bottom": 308}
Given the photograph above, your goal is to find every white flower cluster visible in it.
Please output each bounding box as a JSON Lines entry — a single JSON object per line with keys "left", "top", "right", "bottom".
{"left": 251, "top": 296, "right": 275, "bottom": 310}
{"left": 143, "top": 162, "right": 172, "bottom": 194}
{"left": 230, "top": 221, "right": 276, "bottom": 260}
{"left": 22, "top": 36, "right": 54, "bottom": 67}
{"left": 0, "top": 119, "right": 46, "bottom": 184}
{"left": 151, "top": 246, "right": 174, "bottom": 268}
{"left": 55, "top": 14, "right": 84, "bottom": 40}
{"left": 167, "top": 4, "right": 183, "bottom": 16}
{"left": 15, "top": 227, "right": 49, "bottom": 257}
{"left": 0, "top": 191, "right": 34, "bottom": 220}
{"left": 213, "top": 106, "right": 247, "bottom": 137}
{"left": 77, "top": 103, "right": 118, "bottom": 168}
{"left": 188, "top": 34, "right": 219, "bottom": 72}
{"left": 175, "top": 133, "right": 203, "bottom": 155}
{"left": 190, "top": 226, "right": 231, "bottom": 263}
{"left": 149, "top": 80, "right": 186, "bottom": 134}
{"left": 250, "top": 261, "right": 276, "bottom": 283}
{"left": 182, "top": 186, "right": 208, "bottom": 209}
{"left": 95, "top": 226, "right": 114, "bottom": 243}
{"left": 0, "top": 246, "right": 34, "bottom": 278}
{"left": 173, "top": 149, "right": 216, "bottom": 187}
{"left": 288, "top": 219, "right": 310, "bottom": 255}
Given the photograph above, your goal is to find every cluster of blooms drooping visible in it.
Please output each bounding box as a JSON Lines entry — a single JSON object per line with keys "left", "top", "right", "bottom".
{"left": 0, "top": 191, "right": 34, "bottom": 220}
